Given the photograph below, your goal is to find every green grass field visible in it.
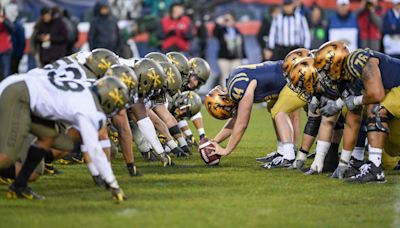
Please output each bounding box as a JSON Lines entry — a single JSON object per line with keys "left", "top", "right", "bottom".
{"left": 1, "top": 107, "right": 399, "bottom": 228}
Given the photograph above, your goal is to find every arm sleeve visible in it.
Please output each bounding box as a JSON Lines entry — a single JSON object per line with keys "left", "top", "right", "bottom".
{"left": 137, "top": 117, "right": 165, "bottom": 154}
{"left": 77, "top": 115, "right": 118, "bottom": 187}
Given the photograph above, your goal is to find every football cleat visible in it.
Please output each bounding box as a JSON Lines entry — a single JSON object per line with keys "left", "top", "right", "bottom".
{"left": 181, "top": 145, "right": 192, "bottom": 156}
{"left": 342, "top": 157, "right": 365, "bottom": 178}
{"left": 345, "top": 161, "right": 386, "bottom": 184}
{"left": 331, "top": 165, "right": 349, "bottom": 179}
{"left": 92, "top": 175, "right": 106, "bottom": 187}
{"left": 44, "top": 163, "right": 63, "bottom": 175}
{"left": 127, "top": 165, "right": 142, "bottom": 177}
{"left": 186, "top": 135, "right": 199, "bottom": 149}
{"left": 170, "top": 146, "right": 190, "bottom": 157}
{"left": 261, "top": 156, "right": 293, "bottom": 169}
{"left": 158, "top": 153, "right": 174, "bottom": 167}
{"left": 6, "top": 183, "right": 45, "bottom": 200}
{"left": 256, "top": 152, "right": 281, "bottom": 163}
{"left": 289, "top": 150, "right": 307, "bottom": 170}
{"left": 140, "top": 149, "right": 158, "bottom": 162}
{"left": 0, "top": 177, "right": 13, "bottom": 185}
{"left": 111, "top": 187, "right": 127, "bottom": 202}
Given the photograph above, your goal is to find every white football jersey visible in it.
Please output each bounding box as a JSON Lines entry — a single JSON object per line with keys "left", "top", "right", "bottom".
{"left": 27, "top": 55, "right": 89, "bottom": 81}
{"left": 23, "top": 74, "right": 106, "bottom": 132}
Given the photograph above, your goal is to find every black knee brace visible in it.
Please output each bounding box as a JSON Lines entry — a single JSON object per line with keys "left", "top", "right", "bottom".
{"left": 367, "top": 104, "right": 392, "bottom": 134}
{"left": 303, "top": 116, "right": 321, "bottom": 137}
{"left": 169, "top": 125, "right": 181, "bottom": 136}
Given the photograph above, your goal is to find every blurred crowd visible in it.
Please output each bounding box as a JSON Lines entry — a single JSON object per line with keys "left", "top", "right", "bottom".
{"left": 1, "top": 0, "right": 400, "bottom": 86}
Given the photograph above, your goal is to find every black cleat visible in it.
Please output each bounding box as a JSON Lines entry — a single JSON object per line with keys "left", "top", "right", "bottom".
{"left": 92, "top": 175, "right": 106, "bottom": 187}
{"left": 0, "top": 177, "right": 13, "bottom": 185}
{"left": 171, "top": 147, "right": 190, "bottom": 157}
{"left": 343, "top": 157, "right": 365, "bottom": 178}
{"left": 181, "top": 145, "right": 192, "bottom": 156}
{"left": 141, "top": 149, "right": 158, "bottom": 162}
{"left": 256, "top": 152, "right": 281, "bottom": 163}
{"left": 45, "top": 162, "right": 63, "bottom": 175}
{"left": 127, "top": 165, "right": 142, "bottom": 177}
{"left": 261, "top": 156, "right": 293, "bottom": 169}
{"left": 158, "top": 153, "right": 174, "bottom": 167}
{"left": 345, "top": 161, "right": 386, "bottom": 184}
{"left": 6, "top": 183, "right": 45, "bottom": 200}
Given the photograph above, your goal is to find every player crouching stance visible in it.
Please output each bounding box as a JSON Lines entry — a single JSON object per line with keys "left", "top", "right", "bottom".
{"left": 205, "top": 60, "right": 306, "bottom": 168}
{"left": 0, "top": 74, "right": 129, "bottom": 201}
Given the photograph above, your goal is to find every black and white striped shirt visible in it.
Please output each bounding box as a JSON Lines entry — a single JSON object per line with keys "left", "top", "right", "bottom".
{"left": 268, "top": 12, "right": 311, "bottom": 49}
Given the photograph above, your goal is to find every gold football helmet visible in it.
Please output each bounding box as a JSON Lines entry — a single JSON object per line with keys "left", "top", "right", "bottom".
{"left": 166, "top": 52, "right": 189, "bottom": 76}
{"left": 86, "top": 48, "right": 119, "bottom": 77}
{"left": 289, "top": 57, "right": 318, "bottom": 100}
{"left": 283, "top": 48, "right": 311, "bottom": 77}
{"left": 104, "top": 64, "right": 138, "bottom": 99}
{"left": 314, "top": 41, "right": 350, "bottom": 81}
{"left": 205, "top": 86, "right": 237, "bottom": 120}
{"left": 93, "top": 76, "right": 129, "bottom": 116}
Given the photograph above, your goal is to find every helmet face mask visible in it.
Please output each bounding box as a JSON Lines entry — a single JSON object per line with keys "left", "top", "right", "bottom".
{"left": 172, "top": 91, "right": 202, "bottom": 119}
{"left": 205, "top": 86, "right": 237, "bottom": 120}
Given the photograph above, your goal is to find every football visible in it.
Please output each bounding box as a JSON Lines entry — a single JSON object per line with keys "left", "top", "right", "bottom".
{"left": 198, "top": 138, "right": 220, "bottom": 166}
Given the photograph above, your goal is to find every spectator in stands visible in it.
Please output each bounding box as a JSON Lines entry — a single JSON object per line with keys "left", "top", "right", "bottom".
{"left": 89, "top": 2, "right": 120, "bottom": 53}
{"left": 158, "top": 2, "right": 193, "bottom": 54}
{"left": 327, "top": 0, "right": 359, "bottom": 51}
{"left": 355, "top": 0, "right": 382, "bottom": 51}
{"left": 0, "top": 5, "right": 14, "bottom": 78}
{"left": 34, "top": 6, "right": 68, "bottom": 66}
{"left": 308, "top": 3, "right": 327, "bottom": 50}
{"left": 5, "top": 3, "right": 25, "bottom": 74}
{"left": 63, "top": 9, "right": 79, "bottom": 55}
{"left": 143, "top": 0, "right": 174, "bottom": 17}
{"left": 268, "top": 0, "right": 310, "bottom": 60}
{"left": 257, "top": 5, "right": 280, "bottom": 61}
{"left": 295, "top": 0, "right": 310, "bottom": 17}
{"left": 383, "top": 0, "right": 400, "bottom": 58}
{"left": 214, "top": 12, "right": 246, "bottom": 86}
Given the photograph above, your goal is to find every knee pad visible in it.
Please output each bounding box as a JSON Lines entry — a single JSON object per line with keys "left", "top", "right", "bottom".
{"left": 303, "top": 116, "right": 321, "bottom": 137}
{"left": 169, "top": 125, "right": 181, "bottom": 136}
{"left": 367, "top": 104, "right": 392, "bottom": 134}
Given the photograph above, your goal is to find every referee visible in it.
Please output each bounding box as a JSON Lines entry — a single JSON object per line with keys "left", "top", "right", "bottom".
{"left": 268, "top": 0, "right": 311, "bottom": 60}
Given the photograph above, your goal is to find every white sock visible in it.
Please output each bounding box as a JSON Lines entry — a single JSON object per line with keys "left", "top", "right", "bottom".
{"left": 197, "top": 128, "right": 205, "bottom": 136}
{"left": 184, "top": 129, "right": 192, "bottom": 137}
{"left": 167, "top": 140, "right": 178, "bottom": 149}
{"left": 282, "top": 143, "right": 295, "bottom": 160}
{"left": 314, "top": 140, "right": 330, "bottom": 164}
{"left": 277, "top": 141, "right": 283, "bottom": 155}
{"left": 351, "top": 147, "right": 365, "bottom": 161}
{"left": 87, "top": 162, "right": 99, "bottom": 176}
{"left": 137, "top": 117, "right": 165, "bottom": 154}
{"left": 368, "top": 145, "right": 382, "bottom": 167}
{"left": 339, "top": 149, "right": 352, "bottom": 166}
{"left": 177, "top": 137, "right": 187, "bottom": 147}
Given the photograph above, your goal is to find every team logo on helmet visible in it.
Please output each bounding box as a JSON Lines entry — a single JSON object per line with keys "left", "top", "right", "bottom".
{"left": 147, "top": 68, "right": 162, "bottom": 87}
{"left": 168, "top": 55, "right": 179, "bottom": 66}
{"left": 108, "top": 88, "right": 125, "bottom": 106}
{"left": 166, "top": 67, "right": 176, "bottom": 85}
{"left": 98, "top": 59, "right": 113, "bottom": 71}
{"left": 120, "top": 72, "right": 136, "bottom": 89}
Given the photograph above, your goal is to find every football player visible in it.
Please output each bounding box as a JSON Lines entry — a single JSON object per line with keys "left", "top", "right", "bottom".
{"left": 205, "top": 59, "right": 307, "bottom": 168}
{"left": 167, "top": 52, "right": 211, "bottom": 146}
{"left": 332, "top": 46, "right": 400, "bottom": 183}
{"left": 0, "top": 73, "right": 129, "bottom": 201}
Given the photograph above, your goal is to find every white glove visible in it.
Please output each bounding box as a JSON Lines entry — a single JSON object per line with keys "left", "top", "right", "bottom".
{"left": 308, "top": 96, "right": 320, "bottom": 114}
